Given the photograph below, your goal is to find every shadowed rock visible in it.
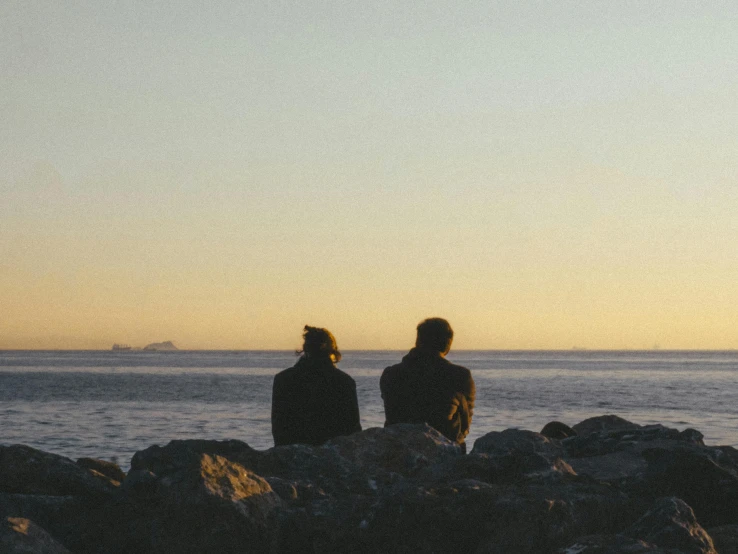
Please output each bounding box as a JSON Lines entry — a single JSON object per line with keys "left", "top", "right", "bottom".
{"left": 636, "top": 446, "right": 738, "bottom": 527}
{"left": 623, "top": 497, "right": 715, "bottom": 553}
{"left": 91, "top": 453, "right": 281, "bottom": 553}
{"left": 0, "top": 517, "right": 71, "bottom": 554}
{"left": 560, "top": 497, "right": 716, "bottom": 553}
{"left": 705, "top": 524, "right": 738, "bottom": 553}
{"left": 542, "top": 421, "right": 578, "bottom": 440}
{"left": 75, "top": 458, "right": 125, "bottom": 486}
{"left": 0, "top": 494, "right": 85, "bottom": 551}
{"left": 557, "top": 535, "right": 687, "bottom": 552}
{"left": 325, "top": 423, "right": 461, "bottom": 476}
{"left": 0, "top": 445, "right": 115, "bottom": 498}
{"left": 573, "top": 415, "right": 641, "bottom": 437}
{"left": 471, "top": 428, "right": 565, "bottom": 460}
{"left": 130, "top": 439, "right": 257, "bottom": 475}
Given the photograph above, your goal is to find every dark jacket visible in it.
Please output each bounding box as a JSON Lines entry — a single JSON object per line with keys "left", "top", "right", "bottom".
{"left": 271, "top": 356, "right": 362, "bottom": 446}
{"left": 380, "top": 348, "right": 475, "bottom": 446}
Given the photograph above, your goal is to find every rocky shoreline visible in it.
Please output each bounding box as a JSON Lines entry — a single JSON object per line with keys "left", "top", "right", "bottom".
{"left": 2, "top": 415, "right": 738, "bottom": 553}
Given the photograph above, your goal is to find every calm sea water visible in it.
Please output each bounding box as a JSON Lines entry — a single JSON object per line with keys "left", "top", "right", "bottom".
{"left": 2, "top": 350, "right": 737, "bottom": 469}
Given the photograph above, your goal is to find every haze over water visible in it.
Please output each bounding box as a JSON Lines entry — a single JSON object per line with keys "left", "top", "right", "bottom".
{"left": 2, "top": 349, "right": 737, "bottom": 470}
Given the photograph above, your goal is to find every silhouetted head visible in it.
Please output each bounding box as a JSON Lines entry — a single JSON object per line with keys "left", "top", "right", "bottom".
{"left": 299, "top": 325, "right": 342, "bottom": 363}
{"left": 415, "top": 318, "right": 453, "bottom": 355}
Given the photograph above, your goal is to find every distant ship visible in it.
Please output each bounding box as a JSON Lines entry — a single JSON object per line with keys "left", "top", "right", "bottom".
{"left": 112, "top": 344, "right": 132, "bottom": 351}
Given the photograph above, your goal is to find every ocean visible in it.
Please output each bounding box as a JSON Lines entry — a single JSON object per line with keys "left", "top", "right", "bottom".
{"left": 2, "top": 350, "right": 737, "bottom": 470}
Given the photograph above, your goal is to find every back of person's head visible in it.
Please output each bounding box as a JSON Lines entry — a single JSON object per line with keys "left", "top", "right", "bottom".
{"left": 415, "top": 317, "right": 453, "bottom": 354}
{"left": 300, "top": 325, "right": 342, "bottom": 363}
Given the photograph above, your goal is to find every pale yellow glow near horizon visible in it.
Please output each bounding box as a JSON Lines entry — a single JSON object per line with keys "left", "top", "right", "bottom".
{"left": 2, "top": 3, "right": 737, "bottom": 350}
{"left": 2, "top": 166, "right": 735, "bottom": 350}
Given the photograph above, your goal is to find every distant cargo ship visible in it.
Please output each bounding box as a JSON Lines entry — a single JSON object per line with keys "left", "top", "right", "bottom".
{"left": 112, "top": 344, "right": 132, "bottom": 351}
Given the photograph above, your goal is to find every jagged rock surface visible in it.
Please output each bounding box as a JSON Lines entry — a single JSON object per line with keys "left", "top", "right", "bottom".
{"left": 0, "top": 516, "right": 71, "bottom": 554}
{"left": 1, "top": 416, "right": 737, "bottom": 553}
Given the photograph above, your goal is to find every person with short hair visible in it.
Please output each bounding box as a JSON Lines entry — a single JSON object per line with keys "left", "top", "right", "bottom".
{"left": 380, "top": 318, "right": 475, "bottom": 450}
{"left": 271, "top": 326, "right": 362, "bottom": 446}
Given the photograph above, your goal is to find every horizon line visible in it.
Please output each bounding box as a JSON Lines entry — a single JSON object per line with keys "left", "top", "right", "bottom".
{"left": 2, "top": 348, "right": 737, "bottom": 353}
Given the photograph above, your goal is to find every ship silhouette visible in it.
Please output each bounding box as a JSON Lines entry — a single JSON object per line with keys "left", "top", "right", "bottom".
{"left": 111, "top": 344, "right": 132, "bottom": 351}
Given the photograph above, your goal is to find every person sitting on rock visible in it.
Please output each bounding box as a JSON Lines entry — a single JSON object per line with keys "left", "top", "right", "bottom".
{"left": 380, "top": 318, "right": 475, "bottom": 451}
{"left": 271, "top": 325, "right": 362, "bottom": 446}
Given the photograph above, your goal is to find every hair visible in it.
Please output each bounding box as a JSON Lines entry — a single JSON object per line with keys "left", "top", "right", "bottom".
{"left": 297, "top": 325, "right": 342, "bottom": 363}
{"left": 415, "top": 317, "right": 454, "bottom": 353}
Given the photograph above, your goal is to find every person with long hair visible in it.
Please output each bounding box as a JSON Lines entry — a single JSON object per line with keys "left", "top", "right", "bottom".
{"left": 271, "top": 326, "right": 362, "bottom": 446}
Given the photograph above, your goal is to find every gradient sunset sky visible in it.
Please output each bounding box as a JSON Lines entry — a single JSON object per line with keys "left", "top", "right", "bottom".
{"left": 2, "top": 2, "right": 736, "bottom": 350}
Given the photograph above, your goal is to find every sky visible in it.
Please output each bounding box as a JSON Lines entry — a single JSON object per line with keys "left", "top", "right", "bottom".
{"left": 1, "top": 1, "right": 737, "bottom": 350}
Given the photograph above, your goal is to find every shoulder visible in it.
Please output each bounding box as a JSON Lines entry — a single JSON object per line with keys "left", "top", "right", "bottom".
{"left": 381, "top": 362, "right": 404, "bottom": 380}
{"left": 444, "top": 359, "right": 473, "bottom": 380}
{"left": 273, "top": 366, "right": 299, "bottom": 384}
{"left": 332, "top": 367, "right": 357, "bottom": 387}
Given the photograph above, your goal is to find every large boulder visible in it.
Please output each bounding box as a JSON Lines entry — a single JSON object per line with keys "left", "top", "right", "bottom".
{"left": 623, "top": 497, "right": 716, "bottom": 554}
{"left": 0, "top": 445, "right": 116, "bottom": 498}
{"left": 706, "top": 524, "right": 738, "bottom": 553}
{"left": 325, "top": 424, "right": 461, "bottom": 477}
{"left": 541, "top": 421, "right": 578, "bottom": 439}
{"left": 555, "top": 418, "right": 715, "bottom": 489}
{"left": 91, "top": 452, "right": 281, "bottom": 553}
{"left": 557, "top": 535, "right": 684, "bottom": 552}
{"left": 562, "top": 422, "right": 698, "bottom": 460}
{"left": 0, "top": 494, "right": 82, "bottom": 549}
{"left": 130, "top": 439, "right": 257, "bottom": 475}
{"left": 75, "top": 458, "right": 126, "bottom": 485}
{"left": 572, "top": 415, "right": 642, "bottom": 437}
{"left": 0, "top": 517, "right": 71, "bottom": 554}
{"left": 229, "top": 424, "right": 460, "bottom": 498}
{"left": 233, "top": 442, "right": 359, "bottom": 496}
{"left": 560, "top": 497, "right": 716, "bottom": 553}
{"left": 471, "top": 429, "right": 565, "bottom": 460}
{"left": 353, "top": 470, "right": 637, "bottom": 554}
{"left": 635, "top": 446, "right": 738, "bottom": 527}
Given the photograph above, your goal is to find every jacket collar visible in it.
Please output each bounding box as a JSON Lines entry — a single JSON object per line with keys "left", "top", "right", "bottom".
{"left": 295, "top": 355, "right": 336, "bottom": 371}
{"left": 402, "top": 347, "right": 446, "bottom": 365}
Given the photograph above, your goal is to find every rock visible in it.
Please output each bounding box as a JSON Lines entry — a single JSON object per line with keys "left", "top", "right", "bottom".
{"left": 92, "top": 453, "right": 281, "bottom": 553}
{"left": 563, "top": 424, "right": 684, "bottom": 459}
{"left": 471, "top": 429, "right": 565, "bottom": 460}
{"left": 355, "top": 472, "right": 637, "bottom": 554}
{"left": 542, "top": 421, "right": 578, "bottom": 439}
{"left": 441, "top": 450, "right": 577, "bottom": 488}
{"left": 231, "top": 424, "right": 459, "bottom": 496}
{"left": 130, "top": 439, "right": 257, "bottom": 475}
{"left": 679, "top": 429, "right": 705, "bottom": 446}
{"left": 566, "top": 450, "right": 649, "bottom": 483}
{"left": 0, "top": 445, "right": 115, "bottom": 498}
{"left": 325, "top": 424, "right": 461, "bottom": 477}
{"left": 75, "top": 458, "right": 125, "bottom": 486}
{"left": 0, "top": 494, "right": 84, "bottom": 549}
{"left": 572, "top": 415, "right": 641, "bottom": 437}
{"left": 637, "top": 447, "right": 738, "bottom": 527}
{"left": 0, "top": 517, "right": 71, "bottom": 553}
{"left": 557, "top": 534, "right": 683, "bottom": 552}
{"left": 623, "top": 497, "right": 716, "bottom": 554}
{"left": 555, "top": 420, "right": 738, "bottom": 528}
{"left": 119, "top": 469, "right": 158, "bottom": 495}
{"left": 233, "top": 442, "right": 360, "bottom": 495}
{"left": 705, "top": 524, "right": 738, "bottom": 553}
{"left": 559, "top": 497, "right": 717, "bottom": 553}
